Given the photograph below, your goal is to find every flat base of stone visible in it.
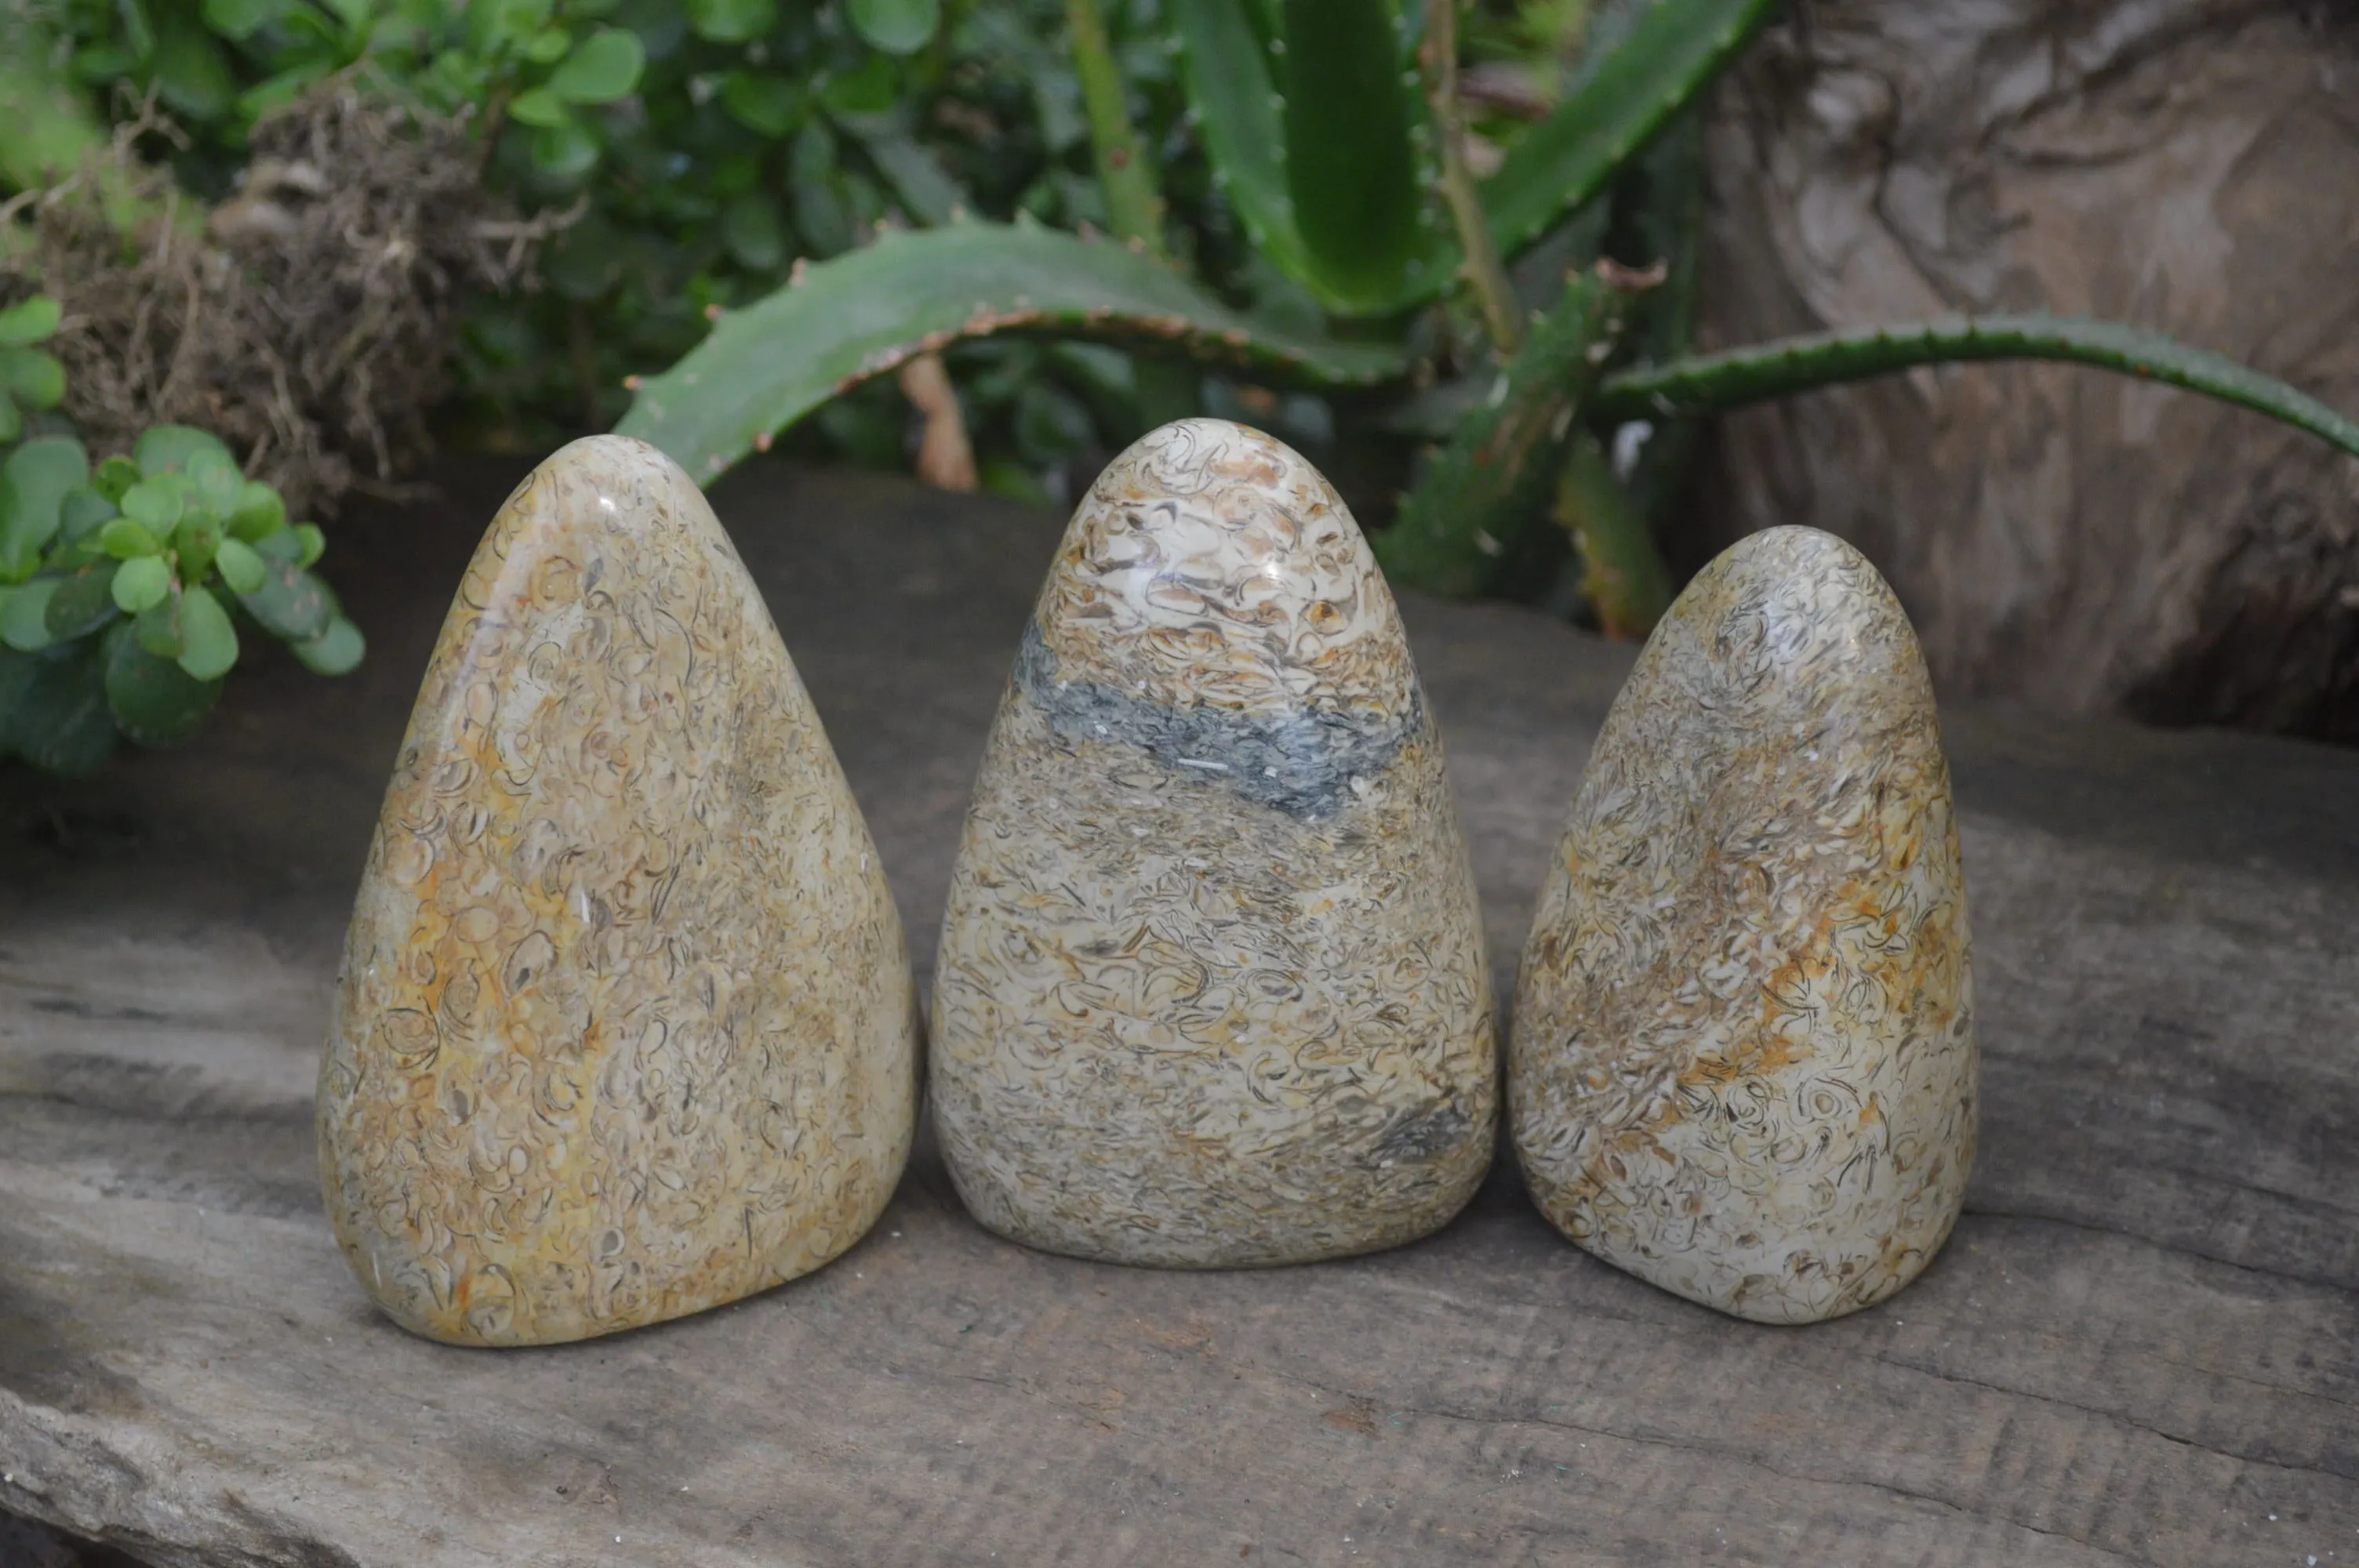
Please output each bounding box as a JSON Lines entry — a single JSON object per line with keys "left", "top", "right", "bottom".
{"left": 6, "top": 458, "right": 2359, "bottom": 1566}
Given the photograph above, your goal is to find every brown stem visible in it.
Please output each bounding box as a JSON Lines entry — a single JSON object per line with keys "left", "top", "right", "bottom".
{"left": 1423, "top": 0, "right": 1521, "bottom": 355}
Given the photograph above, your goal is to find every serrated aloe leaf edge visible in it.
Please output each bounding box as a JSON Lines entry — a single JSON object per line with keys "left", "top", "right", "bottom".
{"left": 1589, "top": 313, "right": 2359, "bottom": 460}
{"left": 616, "top": 224, "right": 1414, "bottom": 484}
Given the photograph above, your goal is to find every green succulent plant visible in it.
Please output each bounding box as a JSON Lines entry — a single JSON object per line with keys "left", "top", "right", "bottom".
{"left": 0, "top": 297, "right": 359, "bottom": 775}
{"left": 616, "top": 0, "right": 2359, "bottom": 633}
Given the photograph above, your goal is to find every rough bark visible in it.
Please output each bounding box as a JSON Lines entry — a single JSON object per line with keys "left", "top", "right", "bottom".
{"left": 1693, "top": 0, "right": 2359, "bottom": 737}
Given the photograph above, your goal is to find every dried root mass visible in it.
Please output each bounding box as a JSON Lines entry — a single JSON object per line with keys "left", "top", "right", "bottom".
{"left": 2, "top": 86, "right": 564, "bottom": 517}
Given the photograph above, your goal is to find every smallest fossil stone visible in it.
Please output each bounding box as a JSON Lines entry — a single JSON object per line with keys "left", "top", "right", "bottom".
{"left": 1511, "top": 525, "right": 1976, "bottom": 1324}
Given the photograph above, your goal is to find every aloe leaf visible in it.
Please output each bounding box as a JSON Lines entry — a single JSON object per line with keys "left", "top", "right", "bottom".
{"left": 1554, "top": 432, "right": 1670, "bottom": 638}
{"left": 1169, "top": 0, "right": 1315, "bottom": 285}
{"left": 616, "top": 224, "right": 1412, "bottom": 483}
{"left": 1066, "top": 0, "right": 1167, "bottom": 255}
{"left": 1587, "top": 314, "right": 2359, "bottom": 459}
{"left": 1377, "top": 264, "right": 1640, "bottom": 597}
{"left": 1481, "top": 0, "right": 1773, "bottom": 265}
{"left": 1281, "top": 0, "right": 1434, "bottom": 313}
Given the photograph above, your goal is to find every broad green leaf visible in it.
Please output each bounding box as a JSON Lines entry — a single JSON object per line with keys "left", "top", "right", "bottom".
{"left": 176, "top": 584, "right": 239, "bottom": 681}
{"left": 213, "top": 537, "right": 267, "bottom": 593}
{"left": 819, "top": 55, "right": 897, "bottom": 117}
{"left": 791, "top": 177, "right": 854, "bottom": 259}
{"left": 549, "top": 28, "right": 643, "bottom": 103}
{"left": 184, "top": 448, "right": 244, "bottom": 513}
{"left": 238, "top": 558, "right": 333, "bottom": 641}
{"left": 686, "top": 0, "right": 777, "bottom": 43}
{"left": 1481, "top": 0, "right": 1773, "bottom": 263}
{"left": 529, "top": 122, "right": 600, "bottom": 180}
{"left": 57, "top": 488, "right": 117, "bottom": 545}
{"left": 45, "top": 561, "right": 119, "bottom": 641}
{"left": 508, "top": 86, "right": 571, "bottom": 128}
{"left": 615, "top": 224, "right": 1412, "bottom": 483}
{"left": 0, "top": 297, "right": 60, "bottom": 346}
{"left": 720, "top": 71, "right": 803, "bottom": 136}
{"left": 201, "top": 0, "right": 288, "bottom": 39}
{"left": 10, "top": 641, "right": 117, "bottom": 775}
{"left": 840, "top": 114, "right": 965, "bottom": 226}
{"left": 470, "top": 0, "right": 551, "bottom": 53}
{"left": 92, "top": 455, "right": 140, "bottom": 503}
{"left": 120, "top": 479, "right": 184, "bottom": 535}
{"left": 111, "top": 554, "right": 172, "bottom": 613}
{"left": 1279, "top": 0, "right": 1433, "bottom": 313}
{"left": 256, "top": 522, "right": 321, "bottom": 564}
{"left": 174, "top": 513, "right": 224, "bottom": 583}
{"left": 0, "top": 395, "right": 20, "bottom": 445}
{"left": 1587, "top": 314, "right": 2359, "bottom": 462}
{"left": 134, "top": 591, "right": 182, "bottom": 658}
{"left": 1, "top": 578, "right": 58, "bottom": 652}
{"left": 104, "top": 621, "right": 221, "bottom": 746}
{"left": 1, "top": 347, "right": 65, "bottom": 409}
{"left": 228, "top": 481, "right": 287, "bottom": 541}
{"left": 849, "top": 0, "right": 939, "bottom": 54}
{"left": 524, "top": 24, "right": 573, "bottom": 62}
{"left": 291, "top": 614, "right": 365, "bottom": 676}
{"left": 134, "top": 424, "right": 234, "bottom": 477}
{"left": 236, "top": 60, "right": 330, "bottom": 122}
{"left": 722, "top": 193, "right": 787, "bottom": 270}
{"left": 0, "top": 437, "right": 93, "bottom": 582}
{"left": 1169, "top": 0, "right": 1314, "bottom": 289}
{"left": 100, "top": 517, "right": 162, "bottom": 559}
{"left": 151, "top": 9, "right": 237, "bottom": 120}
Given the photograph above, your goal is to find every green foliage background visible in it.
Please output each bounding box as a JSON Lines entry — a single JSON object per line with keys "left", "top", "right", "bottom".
{"left": 24, "top": 0, "right": 1296, "bottom": 500}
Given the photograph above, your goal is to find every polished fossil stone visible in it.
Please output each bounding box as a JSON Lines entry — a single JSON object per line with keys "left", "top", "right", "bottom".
{"left": 1512, "top": 525, "right": 1976, "bottom": 1324}
{"left": 318, "top": 435, "right": 918, "bottom": 1346}
{"left": 932, "top": 418, "right": 1496, "bottom": 1268}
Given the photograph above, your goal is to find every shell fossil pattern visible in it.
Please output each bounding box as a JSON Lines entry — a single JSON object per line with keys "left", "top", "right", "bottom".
{"left": 317, "top": 434, "right": 918, "bottom": 1346}
{"left": 931, "top": 417, "right": 1497, "bottom": 1269}
{"left": 1511, "top": 525, "right": 1977, "bottom": 1325}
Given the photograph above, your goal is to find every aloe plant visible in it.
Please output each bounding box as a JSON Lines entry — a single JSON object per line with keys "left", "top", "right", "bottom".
{"left": 619, "top": 0, "right": 2359, "bottom": 638}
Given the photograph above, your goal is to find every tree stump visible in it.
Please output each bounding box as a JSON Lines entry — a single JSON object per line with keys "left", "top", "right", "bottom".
{"left": 1696, "top": 0, "right": 2359, "bottom": 737}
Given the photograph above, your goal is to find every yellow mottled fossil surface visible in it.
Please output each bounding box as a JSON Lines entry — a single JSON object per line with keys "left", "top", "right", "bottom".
{"left": 318, "top": 435, "right": 917, "bottom": 1346}
{"left": 932, "top": 419, "right": 1496, "bottom": 1268}
{"left": 1513, "top": 525, "right": 1976, "bottom": 1324}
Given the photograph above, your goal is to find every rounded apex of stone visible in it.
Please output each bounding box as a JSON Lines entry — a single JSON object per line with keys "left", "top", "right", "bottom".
{"left": 318, "top": 432, "right": 918, "bottom": 1347}
{"left": 1034, "top": 417, "right": 1415, "bottom": 726}
{"left": 1667, "top": 524, "right": 1939, "bottom": 731}
{"left": 1511, "top": 522, "right": 1975, "bottom": 1326}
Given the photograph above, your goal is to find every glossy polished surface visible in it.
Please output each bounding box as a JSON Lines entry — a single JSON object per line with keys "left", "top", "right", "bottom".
{"left": 318, "top": 436, "right": 917, "bottom": 1345}
{"left": 1513, "top": 526, "right": 1976, "bottom": 1323}
{"left": 932, "top": 419, "right": 1495, "bottom": 1267}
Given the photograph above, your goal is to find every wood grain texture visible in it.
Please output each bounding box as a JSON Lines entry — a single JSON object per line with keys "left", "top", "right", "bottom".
{"left": 2, "top": 459, "right": 2356, "bottom": 1566}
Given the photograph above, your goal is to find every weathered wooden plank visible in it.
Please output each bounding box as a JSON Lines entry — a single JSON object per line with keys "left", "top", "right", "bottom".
{"left": 2, "top": 459, "right": 2354, "bottom": 1566}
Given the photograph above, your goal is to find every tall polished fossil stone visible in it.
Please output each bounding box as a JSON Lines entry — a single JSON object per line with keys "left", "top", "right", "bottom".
{"left": 932, "top": 418, "right": 1495, "bottom": 1268}
{"left": 1513, "top": 525, "right": 1976, "bottom": 1324}
{"left": 318, "top": 435, "right": 917, "bottom": 1346}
